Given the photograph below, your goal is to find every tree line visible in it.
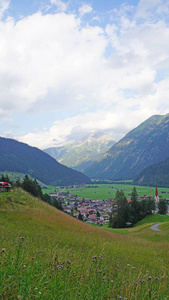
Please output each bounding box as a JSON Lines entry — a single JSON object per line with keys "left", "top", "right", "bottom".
{"left": 109, "top": 187, "right": 168, "bottom": 228}
{"left": 0, "top": 174, "right": 63, "bottom": 211}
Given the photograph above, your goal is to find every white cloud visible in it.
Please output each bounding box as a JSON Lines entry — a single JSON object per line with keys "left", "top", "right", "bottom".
{"left": 0, "top": 11, "right": 110, "bottom": 116}
{"left": 19, "top": 90, "right": 161, "bottom": 149}
{"left": 0, "top": 0, "right": 10, "bottom": 19}
{"left": 50, "top": 0, "right": 68, "bottom": 12}
{"left": 79, "top": 4, "right": 93, "bottom": 17}
{"left": 1, "top": 1, "right": 169, "bottom": 149}
{"left": 135, "top": 0, "right": 169, "bottom": 19}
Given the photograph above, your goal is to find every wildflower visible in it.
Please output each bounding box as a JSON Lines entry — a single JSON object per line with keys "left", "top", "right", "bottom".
{"left": 1, "top": 248, "right": 5, "bottom": 253}
{"left": 19, "top": 277, "right": 22, "bottom": 280}
{"left": 148, "top": 276, "right": 152, "bottom": 280}
{"left": 78, "top": 293, "right": 81, "bottom": 296}
{"left": 65, "top": 260, "right": 71, "bottom": 264}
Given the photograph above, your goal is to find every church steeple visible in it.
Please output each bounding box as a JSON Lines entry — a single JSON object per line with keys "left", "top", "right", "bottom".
{"left": 155, "top": 185, "right": 159, "bottom": 203}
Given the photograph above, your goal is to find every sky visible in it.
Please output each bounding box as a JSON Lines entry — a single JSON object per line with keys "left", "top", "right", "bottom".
{"left": 0, "top": 0, "right": 169, "bottom": 149}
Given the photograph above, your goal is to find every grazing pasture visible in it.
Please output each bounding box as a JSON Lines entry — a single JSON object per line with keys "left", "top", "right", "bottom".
{"left": 52, "top": 184, "right": 169, "bottom": 200}
{"left": 0, "top": 189, "right": 169, "bottom": 299}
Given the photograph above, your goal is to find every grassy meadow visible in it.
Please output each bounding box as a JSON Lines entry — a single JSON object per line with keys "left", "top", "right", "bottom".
{"left": 0, "top": 188, "right": 169, "bottom": 299}
{"left": 43, "top": 183, "right": 169, "bottom": 200}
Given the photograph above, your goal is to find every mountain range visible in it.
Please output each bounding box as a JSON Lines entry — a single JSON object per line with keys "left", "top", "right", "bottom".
{"left": 44, "top": 132, "right": 115, "bottom": 172}
{"left": 1, "top": 114, "right": 169, "bottom": 187}
{"left": 84, "top": 114, "right": 169, "bottom": 182}
{"left": 0, "top": 137, "right": 91, "bottom": 185}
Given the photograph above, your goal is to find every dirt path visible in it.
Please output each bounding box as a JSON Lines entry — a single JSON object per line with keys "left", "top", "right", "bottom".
{"left": 151, "top": 223, "right": 162, "bottom": 231}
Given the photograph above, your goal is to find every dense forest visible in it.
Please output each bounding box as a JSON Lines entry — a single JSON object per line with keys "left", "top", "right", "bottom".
{"left": 109, "top": 187, "right": 168, "bottom": 228}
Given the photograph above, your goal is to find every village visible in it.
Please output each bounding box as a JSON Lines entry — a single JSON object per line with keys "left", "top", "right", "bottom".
{"left": 48, "top": 185, "right": 169, "bottom": 224}
{"left": 49, "top": 188, "right": 113, "bottom": 224}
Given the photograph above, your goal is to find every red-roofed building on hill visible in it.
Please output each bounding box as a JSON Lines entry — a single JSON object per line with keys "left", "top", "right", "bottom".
{"left": 155, "top": 185, "right": 159, "bottom": 203}
{"left": 0, "top": 182, "right": 11, "bottom": 192}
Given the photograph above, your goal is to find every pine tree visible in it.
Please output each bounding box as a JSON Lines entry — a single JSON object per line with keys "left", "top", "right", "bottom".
{"left": 130, "top": 187, "right": 140, "bottom": 224}
{"left": 158, "top": 199, "right": 168, "bottom": 215}
{"left": 78, "top": 212, "right": 83, "bottom": 221}
{"left": 111, "top": 190, "right": 129, "bottom": 228}
{"left": 53, "top": 197, "right": 63, "bottom": 211}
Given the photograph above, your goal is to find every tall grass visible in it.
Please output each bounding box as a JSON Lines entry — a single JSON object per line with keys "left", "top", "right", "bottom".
{"left": 0, "top": 189, "right": 169, "bottom": 299}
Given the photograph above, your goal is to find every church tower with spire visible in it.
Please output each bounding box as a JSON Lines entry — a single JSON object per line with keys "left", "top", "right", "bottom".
{"left": 155, "top": 185, "right": 159, "bottom": 203}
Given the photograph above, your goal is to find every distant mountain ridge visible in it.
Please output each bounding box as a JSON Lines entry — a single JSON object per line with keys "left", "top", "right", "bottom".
{"left": 84, "top": 114, "right": 169, "bottom": 181}
{"left": 0, "top": 137, "right": 91, "bottom": 185}
{"left": 44, "top": 132, "right": 116, "bottom": 172}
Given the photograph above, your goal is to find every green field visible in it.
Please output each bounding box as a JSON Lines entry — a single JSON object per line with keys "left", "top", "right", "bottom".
{"left": 50, "top": 184, "right": 169, "bottom": 200}
{"left": 0, "top": 188, "right": 169, "bottom": 299}
{"left": 2, "top": 171, "right": 169, "bottom": 200}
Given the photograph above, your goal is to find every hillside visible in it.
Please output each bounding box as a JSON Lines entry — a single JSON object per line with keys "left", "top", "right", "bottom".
{"left": 44, "top": 132, "right": 115, "bottom": 172}
{"left": 133, "top": 156, "right": 169, "bottom": 187}
{"left": 0, "top": 189, "right": 169, "bottom": 299}
{"left": 84, "top": 113, "right": 169, "bottom": 180}
{"left": 0, "top": 137, "right": 91, "bottom": 185}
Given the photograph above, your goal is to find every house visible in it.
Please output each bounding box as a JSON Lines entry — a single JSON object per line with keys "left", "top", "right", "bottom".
{"left": 0, "top": 182, "right": 11, "bottom": 193}
{"left": 87, "top": 214, "right": 97, "bottom": 222}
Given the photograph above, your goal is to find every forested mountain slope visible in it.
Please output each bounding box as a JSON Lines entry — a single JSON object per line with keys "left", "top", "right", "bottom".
{"left": 84, "top": 114, "right": 169, "bottom": 180}
{"left": 0, "top": 137, "right": 91, "bottom": 185}
{"left": 133, "top": 156, "right": 169, "bottom": 187}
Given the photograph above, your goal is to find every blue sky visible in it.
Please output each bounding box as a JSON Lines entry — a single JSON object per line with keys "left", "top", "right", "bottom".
{"left": 0, "top": 0, "right": 169, "bottom": 149}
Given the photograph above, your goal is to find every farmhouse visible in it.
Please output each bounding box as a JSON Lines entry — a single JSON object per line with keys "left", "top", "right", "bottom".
{"left": 0, "top": 182, "right": 11, "bottom": 192}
